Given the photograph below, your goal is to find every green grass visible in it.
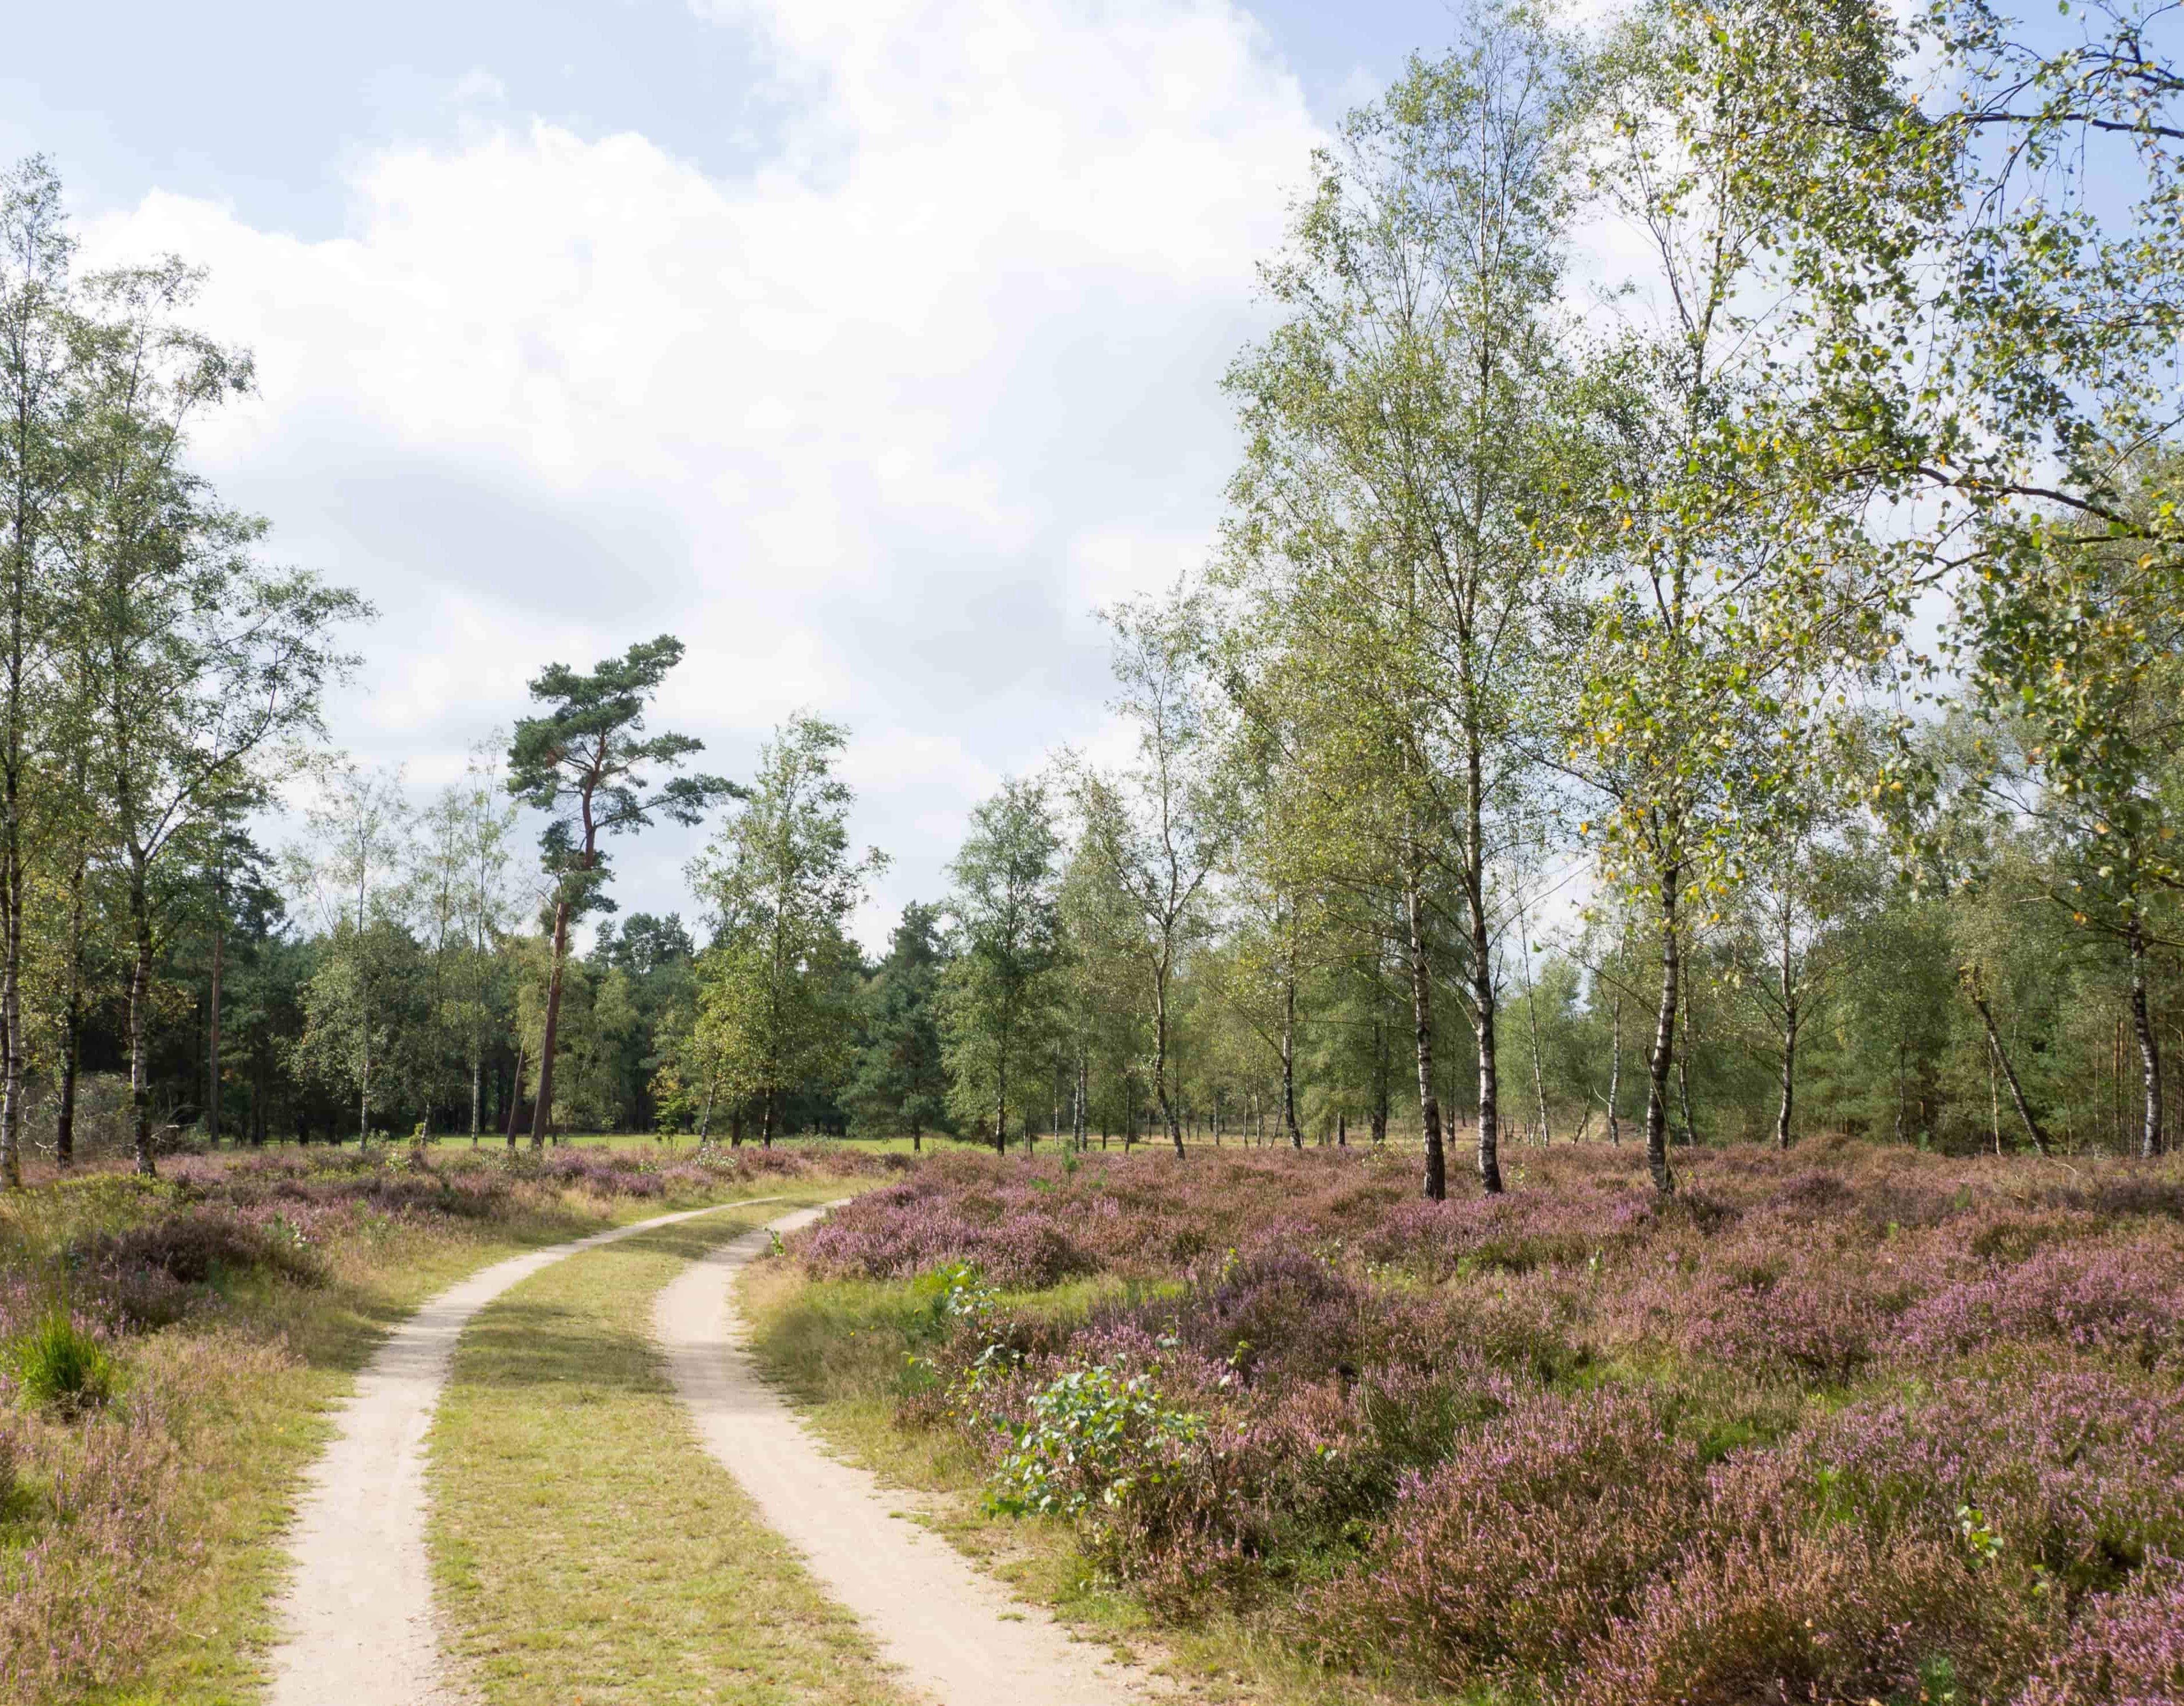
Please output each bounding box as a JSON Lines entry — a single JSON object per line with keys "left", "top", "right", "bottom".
{"left": 36, "top": 1175, "right": 849, "bottom": 1706}
{"left": 427, "top": 1195, "right": 919, "bottom": 1706}
{"left": 737, "top": 1263, "right": 1431, "bottom": 1706}
{"left": 5, "top": 1308, "right": 118, "bottom": 1412}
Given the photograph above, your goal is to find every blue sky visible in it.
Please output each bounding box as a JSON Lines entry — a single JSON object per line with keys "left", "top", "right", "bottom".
{"left": 1, "top": 0, "right": 1458, "bottom": 945}
{"left": 7, "top": 2, "right": 1455, "bottom": 235}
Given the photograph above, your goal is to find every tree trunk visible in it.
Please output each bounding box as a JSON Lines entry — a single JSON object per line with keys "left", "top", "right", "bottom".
{"left": 1516, "top": 904, "right": 1550, "bottom": 1147}
{"left": 0, "top": 808, "right": 17, "bottom": 1189}
{"left": 994, "top": 1042, "right": 1008, "bottom": 1155}
{"left": 1407, "top": 874, "right": 1447, "bottom": 1202}
{"left": 1775, "top": 1004, "right": 1797, "bottom": 1152}
{"left": 1282, "top": 974, "right": 1303, "bottom": 1149}
{"left": 762, "top": 1086, "right": 776, "bottom": 1149}
{"left": 128, "top": 854, "right": 157, "bottom": 1177}
{"left": 1644, "top": 871, "right": 1679, "bottom": 1195}
{"left": 1526, "top": 1001, "right": 1550, "bottom": 1145}
{"left": 1073, "top": 1044, "right": 1087, "bottom": 1153}
{"left": 1772, "top": 898, "right": 1795, "bottom": 1151}
{"left": 56, "top": 854, "right": 85, "bottom": 1170}
{"left": 0, "top": 528, "right": 24, "bottom": 1192}
{"left": 1965, "top": 974, "right": 2049, "bottom": 1155}
{"left": 208, "top": 920, "right": 225, "bottom": 1147}
{"left": 2128, "top": 916, "right": 2164, "bottom": 1157}
{"left": 505, "top": 1038, "right": 526, "bottom": 1148}
{"left": 1605, "top": 977, "right": 1623, "bottom": 1147}
{"left": 1155, "top": 978, "right": 1184, "bottom": 1157}
{"left": 530, "top": 897, "right": 572, "bottom": 1149}
{"left": 1468, "top": 920, "right": 1501, "bottom": 1197}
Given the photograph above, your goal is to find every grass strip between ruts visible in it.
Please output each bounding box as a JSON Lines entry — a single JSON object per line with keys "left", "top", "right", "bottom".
{"left": 426, "top": 1196, "right": 920, "bottom": 1706}
{"left": 51, "top": 1179, "right": 826, "bottom": 1706}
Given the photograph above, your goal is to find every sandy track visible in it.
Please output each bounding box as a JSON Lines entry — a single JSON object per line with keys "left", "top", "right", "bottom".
{"left": 265, "top": 1196, "right": 782, "bottom": 1706}
{"left": 656, "top": 1206, "right": 1163, "bottom": 1706}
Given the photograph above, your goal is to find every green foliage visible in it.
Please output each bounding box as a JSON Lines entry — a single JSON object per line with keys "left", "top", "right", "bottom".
{"left": 7, "top": 1308, "right": 117, "bottom": 1412}
{"left": 986, "top": 1358, "right": 1207, "bottom": 1521}
{"left": 939, "top": 778, "right": 1066, "bottom": 1148}
{"left": 690, "top": 714, "right": 884, "bottom": 1141}
{"left": 506, "top": 635, "right": 735, "bottom": 924}
{"left": 844, "top": 902, "right": 952, "bottom": 1140}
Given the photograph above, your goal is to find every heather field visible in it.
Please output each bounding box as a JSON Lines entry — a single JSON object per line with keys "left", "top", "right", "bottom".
{"left": 0, "top": 1141, "right": 903, "bottom": 1705}
{"left": 775, "top": 1141, "right": 2184, "bottom": 1706}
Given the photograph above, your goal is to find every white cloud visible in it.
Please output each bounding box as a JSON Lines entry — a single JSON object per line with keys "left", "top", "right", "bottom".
{"left": 79, "top": 0, "right": 1323, "bottom": 949}
{"left": 449, "top": 68, "right": 507, "bottom": 104}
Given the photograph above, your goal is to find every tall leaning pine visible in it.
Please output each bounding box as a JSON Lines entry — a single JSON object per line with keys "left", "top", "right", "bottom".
{"left": 507, "top": 637, "right": 732, "bottom": 1147}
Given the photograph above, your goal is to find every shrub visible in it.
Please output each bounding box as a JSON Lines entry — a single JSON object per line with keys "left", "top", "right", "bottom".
{"left": 794, "top": 1140, "right": 2184, "bottom": 1693}
{"left": 82, "top": 1205, "right": 328, "bottom": 1301}
{"left": 1787, "top": 1370, "right": 2184, "bottom": 1600}
{"left": 1899, "top": 1243, "right": 2184, "bottom": 1369}
{"left": 2015, "top": 1563, "right": 2184, "bottom": 1705}
{"left": 1136, "top": 1249, "right": 1366, "bottom": 1391}
{"left": 797, "top": 1183, "right": 1094, "bottom": 1288}
{"left": 1570, "top": 1525, "right": 2036, "bottom": 1706}
{"left": 1316, "top": 1387, "right": 1708, "bottom": 1689}
{"left": 986, "top": 1358, "right": 1207, "bottom": 1521}
{"left": 1677, "top": 1252, "right": 1891, "bottom": 1384}
{"left": 7, "top": 1308, "right": 117, "bottom": 1413}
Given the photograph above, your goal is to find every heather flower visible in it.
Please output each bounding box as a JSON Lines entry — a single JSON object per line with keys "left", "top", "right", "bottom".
{"left": 1318, "top": 1387, "right": 1709, "bottom": 1690}
{"left": 2015, "top": 1563, "right": 2184, "bottom": 1705}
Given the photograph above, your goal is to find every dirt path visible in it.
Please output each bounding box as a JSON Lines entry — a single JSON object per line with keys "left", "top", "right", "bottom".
{"left": 656, "top": 1206, "right": 1166, "bottom": 1706}
{"left": 265, "top": 1197, "right": 782, "bottom": 1706}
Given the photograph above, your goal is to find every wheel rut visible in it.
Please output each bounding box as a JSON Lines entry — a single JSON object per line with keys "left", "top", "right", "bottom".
{"left": 656, "top": 1205, "right": 1166, "bottom": 1706}
{"left": 264, "top": 1197, "right": 782, "bottom": 1706}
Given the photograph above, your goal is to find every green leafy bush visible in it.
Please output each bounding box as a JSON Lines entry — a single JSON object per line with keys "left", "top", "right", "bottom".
{"left": 987, "top": 1358, "right": 1204, "bottom": 1520}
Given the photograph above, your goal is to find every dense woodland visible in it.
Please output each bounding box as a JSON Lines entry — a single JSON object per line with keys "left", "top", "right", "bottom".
{"left": 2, "top": 0, "right": 2180, "bottom": 1197}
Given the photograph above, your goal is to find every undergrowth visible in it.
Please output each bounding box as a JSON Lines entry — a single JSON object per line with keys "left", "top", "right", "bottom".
{"left": 773, "top": 1140, "right": 2184, "bottom": 1706}
{"left": 0, "top": 1140, "right": 900, "bottom": 1705}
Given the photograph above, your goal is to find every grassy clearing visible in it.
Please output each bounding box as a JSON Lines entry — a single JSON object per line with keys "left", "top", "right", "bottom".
{"left": 0, "top": 1158, "right": 876, "bottom": 1706}
{"left": 427, "top": 1197, "right": 918, "bottom": 1706}
{"left": 738, "top": 1262, "right": 1422, "bottom": 1706}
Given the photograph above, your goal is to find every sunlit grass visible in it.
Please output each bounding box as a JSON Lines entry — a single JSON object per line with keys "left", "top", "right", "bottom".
{"left": 428, "top": 1194, "right": 917, "bottom": 1706}
{"left": 22, "top": 1170, "right": 862, "bottom": 1706}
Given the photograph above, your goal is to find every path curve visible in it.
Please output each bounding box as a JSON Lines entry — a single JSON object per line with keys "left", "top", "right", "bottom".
{"left": 656, "top": 1206, "right": 1164, "bottom": 1706}
{"left": 267, "top": 1195, "right": 783, "bottom": 1706}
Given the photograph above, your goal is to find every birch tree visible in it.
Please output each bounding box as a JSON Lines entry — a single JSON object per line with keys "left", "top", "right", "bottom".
{"left": 0, "top": 158, "right": 75, "bottom": 1187}
{"left": 1220, "top": 5, "right": 1588, "bottom": 1196}
{"left": 689, "top": 714, "right": 880, "bottom": 1147}
{"left": 64, "top": 261, "right": 364, "bottom": 1175}
{"left": 941, "top": 778, "right": 1064, "bottom": 1153}
{"left": 1073, "top": 587, "right": 1220, "bottom": 1157}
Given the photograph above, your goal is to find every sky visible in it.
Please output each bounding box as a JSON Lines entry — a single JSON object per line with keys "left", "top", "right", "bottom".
{"left": 2, "top": 0, "right": 1468, "bottom": 951}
